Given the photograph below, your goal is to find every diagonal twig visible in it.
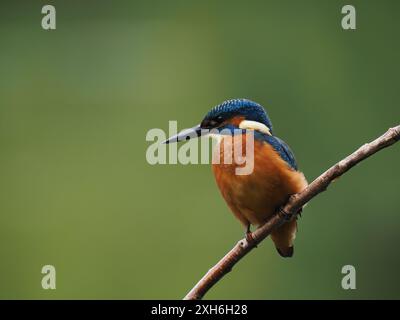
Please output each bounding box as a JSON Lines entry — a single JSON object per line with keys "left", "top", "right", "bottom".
{"left": 184, "top": 125, "right": 400, "bottom": 300}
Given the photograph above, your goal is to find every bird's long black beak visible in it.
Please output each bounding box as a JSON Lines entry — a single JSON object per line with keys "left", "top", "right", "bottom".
{"left": 163, "top": 124, "right": 204, "bottom": 144}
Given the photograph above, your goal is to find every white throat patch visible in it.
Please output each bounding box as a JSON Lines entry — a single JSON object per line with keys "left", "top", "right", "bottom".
{"left": 239, "top": 120, "right": 272, "bottom": 135}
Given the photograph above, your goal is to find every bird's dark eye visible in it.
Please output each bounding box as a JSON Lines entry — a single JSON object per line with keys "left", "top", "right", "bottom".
{"left": 201, "top": 115, "right": 224, "bottom": 128}
{"left": 208, "top": 120, "right": 218, "bottom": 127}
{"left": 201, "top": 119, "right": 217, "bottom": 128}
{"left": 213, "top": 115, "right": 225, "bottom": 126}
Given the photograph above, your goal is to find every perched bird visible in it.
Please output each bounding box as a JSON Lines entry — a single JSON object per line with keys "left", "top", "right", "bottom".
{"left": 164, "top": 99, "right": 307, "bottom": 257}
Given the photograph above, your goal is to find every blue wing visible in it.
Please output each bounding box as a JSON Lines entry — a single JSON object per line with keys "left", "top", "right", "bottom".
{"left": 273, "top": 136, "right": 298, "bottom": 170}
{"left": 254, "top": 132, "right": 298, "bottom": 170}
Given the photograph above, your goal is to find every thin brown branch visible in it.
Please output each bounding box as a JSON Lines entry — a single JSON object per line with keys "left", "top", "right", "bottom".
{"left": 184, "top": 125, "right": 400, "bottom": 300}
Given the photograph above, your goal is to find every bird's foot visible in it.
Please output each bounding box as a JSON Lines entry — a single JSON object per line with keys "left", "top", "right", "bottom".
{"left": 245, "top": 231, "right": 257, "bottom": 247}
{"left": 297, "top": 207, "right": 303, "bottom": 218}
{"left": 277, "top": 206, "right": 294, "bottom": 221}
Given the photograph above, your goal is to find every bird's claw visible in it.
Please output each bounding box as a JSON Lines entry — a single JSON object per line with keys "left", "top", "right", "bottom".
{"left": 278, "top": 206, "right": 294, "bottom": 221}
{"left": 245, "top": 232, "right": 257, "bottom": 247}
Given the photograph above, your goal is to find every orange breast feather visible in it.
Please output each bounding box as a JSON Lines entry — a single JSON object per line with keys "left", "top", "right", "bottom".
{"left": 212, "top": 134, "right": 307, "bottom": 228}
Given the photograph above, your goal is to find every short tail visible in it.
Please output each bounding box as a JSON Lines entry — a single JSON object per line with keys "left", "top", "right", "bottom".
{"left": 271, "top": 219, "right": 297, "bottom": 258}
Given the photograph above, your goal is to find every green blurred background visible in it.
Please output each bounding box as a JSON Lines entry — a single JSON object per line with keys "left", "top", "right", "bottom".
{"left": 0, "top": 0, "right": 399, "bottom": 299}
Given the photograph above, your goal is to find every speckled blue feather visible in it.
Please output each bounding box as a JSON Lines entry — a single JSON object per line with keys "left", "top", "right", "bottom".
{"left": 205, "top": 99, "right": 273, "bottom": 132}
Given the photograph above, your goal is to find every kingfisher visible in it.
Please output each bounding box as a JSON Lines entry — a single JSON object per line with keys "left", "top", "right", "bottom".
{"left": 164, "top": 99, "right": 307, "bottom": 257}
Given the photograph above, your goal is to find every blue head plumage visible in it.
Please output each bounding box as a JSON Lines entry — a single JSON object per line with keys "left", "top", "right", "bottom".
{"left": 201, "top": 99, "right": 273, "bottom": 134}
